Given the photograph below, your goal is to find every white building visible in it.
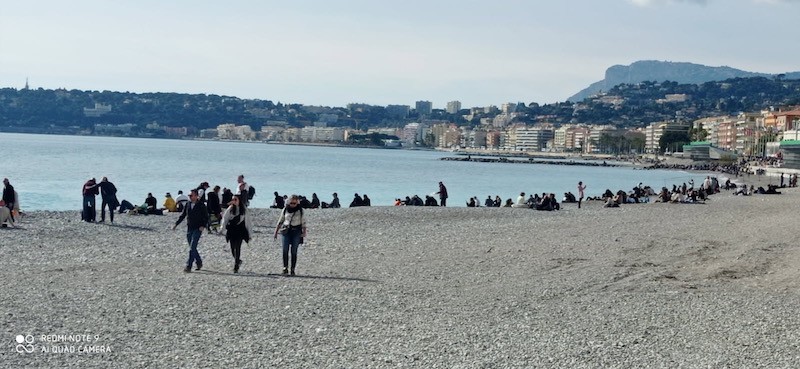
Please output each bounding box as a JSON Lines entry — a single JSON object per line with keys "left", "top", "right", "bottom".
{"left": 300, "top": 127, "right": 345, "bottom": 142}
{"left": 505, "top": 125, "right": 554, "bottom": 151}
{"left": 401, "top": 122, "right": 425, "bottom": 145}
{"left": 217, "top": 123, "right": 256, "bottom": 140}
{"left": 84, "top": 103, "right": 112, "bottom": 117}
{"left": 446, "top": 101, "right": 462, "bottom": 114}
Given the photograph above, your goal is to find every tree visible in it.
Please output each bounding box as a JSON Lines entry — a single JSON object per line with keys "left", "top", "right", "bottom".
{"left": 689, "top": 125, "right": 708, "bottom": 141}
{"left": 755, "top": 131, "right": 778, "bottom": 157}
{"left": 659, "top": 130, "right": 690, "bottom": 153}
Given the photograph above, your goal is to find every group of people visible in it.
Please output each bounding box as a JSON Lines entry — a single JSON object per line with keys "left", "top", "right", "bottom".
{"left": 457, "top": 180, "right": 662, "bottom": 210}
{"left": 169, "top": 175, "right": 307, "bottom": 277}
{"left": 81, "top": 177, "right": 120, "bottom": 223}
{"left": 392, "top": 182, "right": 450, "bottom": 207}
{"left": 395, "top": 195, "right": 437, "bottom": 206}
{"left": 270, "top": 192, "right": 342, "bottom": 209}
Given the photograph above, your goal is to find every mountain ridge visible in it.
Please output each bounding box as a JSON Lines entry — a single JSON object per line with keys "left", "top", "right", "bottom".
{"left": 568, "top": 60, "right": 800, "bottom": 102}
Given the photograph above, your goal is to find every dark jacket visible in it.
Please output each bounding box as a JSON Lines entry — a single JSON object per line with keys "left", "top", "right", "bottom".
{"left": 2, "top": 184, "right": 15, "bottom": 204}
{"left": 98, "top": 181, "right": 117, "bottom": 200}
{"left": 83, "top": 180, "right": 99, "bottom": 196}
{"left": 145, "top": 195, "right": 157, "bottom": 210}
{"left": 206, "top": 192, "right": 221, "bottom": 215}
{"left": 98, "top": 181, "right": 119, "bottom": 208}
{"left": 175, "top": 201, "right": 209, "bottom": 230}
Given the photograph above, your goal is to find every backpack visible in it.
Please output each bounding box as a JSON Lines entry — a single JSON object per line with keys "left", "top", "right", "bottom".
{"left": 248, "top": 186, "right": 256, "bottom": 200}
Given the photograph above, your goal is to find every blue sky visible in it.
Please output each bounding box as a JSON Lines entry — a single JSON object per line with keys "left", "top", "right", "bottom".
{"left": 1, "top": 0, "right": 799, "bottom": 108}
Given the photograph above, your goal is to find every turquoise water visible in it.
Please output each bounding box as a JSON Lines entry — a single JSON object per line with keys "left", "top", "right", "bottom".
{"left": 0, "top": 133, "right": 704, "bottom": 210}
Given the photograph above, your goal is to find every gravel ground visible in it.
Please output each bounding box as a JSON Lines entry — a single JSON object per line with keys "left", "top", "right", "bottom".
{"left": 2, "top": 182, "right": 799, "bottom": 368}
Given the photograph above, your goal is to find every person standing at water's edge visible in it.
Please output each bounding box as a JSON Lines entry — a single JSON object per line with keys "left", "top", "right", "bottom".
{"left": 2, "top": 178, "right": 15, "bottom": 222}
{"left": 173, "top": 189, "right": 208, "bottom": 273}
{"left": 437, "top": 181, "right": 448, "bottom": 207}
{"left": 274, "top": 195, "right": 307, "bottom": 276}
{"left": 577, "top": 181, "right": 586, "bottom": 209}
{"left": 98, "top": 177, "right": 119, "bottom": 223}
{"left": 82, "top": 178, "right": 99, "bottom": 222}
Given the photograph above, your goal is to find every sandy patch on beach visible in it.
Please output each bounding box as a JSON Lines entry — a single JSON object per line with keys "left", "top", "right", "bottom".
{"left": 3, "top": 184, "right": 799, "bottom": 367}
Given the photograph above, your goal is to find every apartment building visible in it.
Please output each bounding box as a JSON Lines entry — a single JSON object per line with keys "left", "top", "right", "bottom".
{"left": 299, "top": 126, "right": 345, "bottom": 142}
{"left": 217, "top": 123, "right": 256, "bottom": 140}
{"left": 586, "top": 125, "right": 618, "bottom": 153}
{"left": 415, "top": 101, "right": 433, "bottom": 116}
{"left": 446, "top": 101, "right": 461, "bottom": 114}
{"left": 645, "top": 121, "right": 690, "bottom": 153}
{"left": 734, "top": 113, "right": 761, "bottom": 155}
{"left": 401, "top": 122, "right": 425, "bottom": 146}
{"left": 503, "top": 124, "right": 554, "bottom": 152}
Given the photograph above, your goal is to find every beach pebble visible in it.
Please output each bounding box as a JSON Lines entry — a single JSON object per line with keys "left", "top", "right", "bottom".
{"left": 4, "top": 193, "right": 800, "bottom": 367}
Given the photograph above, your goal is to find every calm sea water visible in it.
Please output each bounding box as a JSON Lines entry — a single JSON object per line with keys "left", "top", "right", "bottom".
{"left": 0, "top": 133, "right": 704, "bottom": 211}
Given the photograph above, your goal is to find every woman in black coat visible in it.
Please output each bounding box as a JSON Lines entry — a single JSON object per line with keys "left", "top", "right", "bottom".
{"left": 220, "top": 196, "right": 251, "bottom": 273}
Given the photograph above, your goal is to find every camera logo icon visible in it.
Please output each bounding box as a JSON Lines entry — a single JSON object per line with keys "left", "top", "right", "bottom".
{"left": 15, "top": 335, "right": 35, "bottom": 353}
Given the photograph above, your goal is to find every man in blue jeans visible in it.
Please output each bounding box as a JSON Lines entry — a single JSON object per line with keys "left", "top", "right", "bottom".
{"left": 173, "top": 189, "right": 208, "bottom": 273}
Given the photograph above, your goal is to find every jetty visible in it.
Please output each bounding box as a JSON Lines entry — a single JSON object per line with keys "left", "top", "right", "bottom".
{"left": 440, "top": 156, "right": 620, "bottom": 167}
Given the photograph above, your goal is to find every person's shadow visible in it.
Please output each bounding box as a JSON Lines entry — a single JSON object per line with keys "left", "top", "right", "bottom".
{"left": 103, "top": 223, "right": 157, "bottom": 232}
{"left": 198, "top": 269, "right": 379, "bottom": 283}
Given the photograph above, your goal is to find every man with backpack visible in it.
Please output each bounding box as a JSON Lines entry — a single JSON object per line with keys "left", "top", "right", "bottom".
{"left": 236, "top": 174, "right": 255, "bottom": 206}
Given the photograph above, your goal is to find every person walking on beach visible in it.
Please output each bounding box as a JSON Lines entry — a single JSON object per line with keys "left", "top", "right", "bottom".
{"left": 173, "top": 189, "right": 209, "bottom": 273}
{"left": 437, "top": 181, "right": 448, "bottom": 207}
{"left": 274, "top": 195, "right": 307, "bottom": 276}
{"left": 82, "top": 178, "right": 99, "bottom": 222}
{"left": 221, "top": 195, "right": 251, "bottom": 273}
{"left": 577, "top": 181, "right": 586, "bottom": 209}
{"left": 2, "top": 178, "right": 16, "bottom": 222}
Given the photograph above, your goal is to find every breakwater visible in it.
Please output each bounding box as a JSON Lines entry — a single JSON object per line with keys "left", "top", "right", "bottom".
{"left": 441, "top": 156, "right": 621, "bottom": 167}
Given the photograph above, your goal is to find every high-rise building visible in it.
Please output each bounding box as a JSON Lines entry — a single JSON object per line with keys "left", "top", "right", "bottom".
{"left": 501, "top": 103, "right": 517, "bottom": 114}
{"left": 446, "top": 101, "right": 461, "bottom": 114}
{"left": 415, "top": 101, "right": 432, "bottom": 116}
{"left": 386, "top": 105, "right": 411, "bottom": 119}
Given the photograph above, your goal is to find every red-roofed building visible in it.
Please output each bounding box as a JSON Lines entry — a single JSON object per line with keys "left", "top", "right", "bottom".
{"left": 775, "top": 109, "right": 800, "bottom": 131}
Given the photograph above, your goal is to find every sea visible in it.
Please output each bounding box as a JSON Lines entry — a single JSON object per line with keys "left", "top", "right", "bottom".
{"left": 0, "top": 132, "right": 706, "bottom": 211}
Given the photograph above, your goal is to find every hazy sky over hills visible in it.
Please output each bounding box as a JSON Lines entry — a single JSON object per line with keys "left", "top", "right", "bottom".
{"left": 2, "top": 0, "right": 799, "bottom": 108}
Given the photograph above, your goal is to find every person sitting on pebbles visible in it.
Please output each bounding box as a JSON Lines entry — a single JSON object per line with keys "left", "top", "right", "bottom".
{"left": 0, "top": 200, "right": 15, "bottom": 228}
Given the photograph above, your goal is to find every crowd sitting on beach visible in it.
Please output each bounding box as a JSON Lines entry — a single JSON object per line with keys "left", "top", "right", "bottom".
{"left": 77, "top": 176, "right": 257, "bottom": 229}
{"left": 644, "top": 157, "right": 794, "bottom": 180}
{"left": 394, "top": 195, "right": 438, "bottom": 206}
{"left": 6, "top": 170, "right": 800, "bottom": 230}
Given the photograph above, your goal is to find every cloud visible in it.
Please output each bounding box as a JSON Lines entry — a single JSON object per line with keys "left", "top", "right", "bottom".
{"left": 628, "top": 0, "right": 799, "bottom": 5}
{"left": 627, "top": 0, "right": 709, "bottom": 6}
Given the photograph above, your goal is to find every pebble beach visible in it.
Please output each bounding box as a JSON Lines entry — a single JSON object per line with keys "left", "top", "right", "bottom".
{"left": 3, "top": 176, "right": 799, "bottom": 368}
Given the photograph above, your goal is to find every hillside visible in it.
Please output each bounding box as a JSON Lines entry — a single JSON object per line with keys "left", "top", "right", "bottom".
{"left": 2, "top": 75, "right": 800, "bottom": 137}
{"left": 568, "top": 60, "right": 800, "bottom": 102}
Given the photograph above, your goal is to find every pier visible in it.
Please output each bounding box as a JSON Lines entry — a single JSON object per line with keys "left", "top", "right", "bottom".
{"left": 440, "top": 156, "right": 620, "bottom": 167}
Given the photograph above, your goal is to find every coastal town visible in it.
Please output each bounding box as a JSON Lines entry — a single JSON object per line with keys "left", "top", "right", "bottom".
{"left": 4, "top": 79, "right": 799, "bottom": 173}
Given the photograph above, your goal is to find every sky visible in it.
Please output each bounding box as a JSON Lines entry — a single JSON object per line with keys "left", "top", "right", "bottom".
{"left": 1, "top": 0, "right": 799, "bottom": 109}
